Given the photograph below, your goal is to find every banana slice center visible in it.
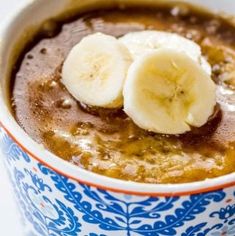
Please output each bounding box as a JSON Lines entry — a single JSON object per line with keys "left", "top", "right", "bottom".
{"left": 124, "top": 48, "right": 216, "bottom": 134}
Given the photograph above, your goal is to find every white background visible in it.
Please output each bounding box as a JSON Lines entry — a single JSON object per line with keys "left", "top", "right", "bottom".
{"left": 0, "top": 2, "right": 24, "bottom": 236}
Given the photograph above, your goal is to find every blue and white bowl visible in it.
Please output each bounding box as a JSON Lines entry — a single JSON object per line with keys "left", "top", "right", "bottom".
{"left": 0, "top": 0, "right": 234, "bottom": 235}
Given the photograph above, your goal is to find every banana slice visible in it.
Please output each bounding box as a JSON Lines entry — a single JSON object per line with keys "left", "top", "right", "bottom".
{"left": 123, "top": 49, "right": 216, "bottom": 134}
{"left": 62, "top": 32, "right": 132, "bottom": 108}
{"left": 119, "top": 30, "right": 211, "bottom": 75}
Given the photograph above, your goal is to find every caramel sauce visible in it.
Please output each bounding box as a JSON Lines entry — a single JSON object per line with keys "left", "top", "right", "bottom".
{"left": 12, "top": 5, "right": 235, "bottom": 183}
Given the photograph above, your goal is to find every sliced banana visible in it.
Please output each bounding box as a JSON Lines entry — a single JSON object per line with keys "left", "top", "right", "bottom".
{"left": 62, "top": 32, "right": 132, "bottom": 108}
{"left": 119, "top": 30, "right": 211, "bottom": 75}
{"left": 123, "top": 49, "right": 216, "bottom": 134}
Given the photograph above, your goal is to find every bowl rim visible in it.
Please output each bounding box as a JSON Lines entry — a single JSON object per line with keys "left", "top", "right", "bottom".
{"left": 0, "top": 0, "right": 234, "bottom": 197}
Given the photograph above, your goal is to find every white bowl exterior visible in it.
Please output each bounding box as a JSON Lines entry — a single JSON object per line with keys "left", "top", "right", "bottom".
{"left": 0, "top": 0, "right": 234, "bottom": 235}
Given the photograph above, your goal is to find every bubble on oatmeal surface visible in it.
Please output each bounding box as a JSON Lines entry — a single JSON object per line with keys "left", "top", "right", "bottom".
{"left": 56, "top": 99, "right": 72, "bottom": 109}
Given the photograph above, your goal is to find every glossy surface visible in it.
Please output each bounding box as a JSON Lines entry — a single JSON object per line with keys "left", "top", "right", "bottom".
{"left": 12, "top": 5, "right": 235, "bottom": 183}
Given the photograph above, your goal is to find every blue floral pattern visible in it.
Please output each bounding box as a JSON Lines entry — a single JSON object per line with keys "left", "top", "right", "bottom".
{"left": 0, "top": 127, "right": 234, "bottom": 235}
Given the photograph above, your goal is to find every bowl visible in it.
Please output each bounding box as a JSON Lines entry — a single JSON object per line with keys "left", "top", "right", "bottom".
{"left": 0, "top": 0, "right": 234, "bottom": 235}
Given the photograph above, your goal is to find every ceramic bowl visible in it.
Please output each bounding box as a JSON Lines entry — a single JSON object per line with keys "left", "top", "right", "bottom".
{"left": 0, "top": 0, "right": 234, "bottom": 235}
